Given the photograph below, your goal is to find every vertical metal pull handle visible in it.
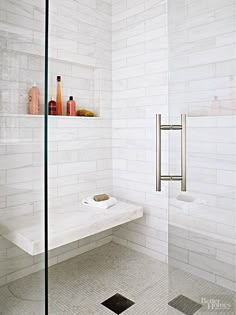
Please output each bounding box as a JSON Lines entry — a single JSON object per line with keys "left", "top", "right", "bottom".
{"left": 181, "top": 114, "right": 187, "bottom": 191}
{"left": 156, "top": 114, "right": 161, "bottom": 191}
{"left": 156, "top": 114, "right": 187, "bottom": 192}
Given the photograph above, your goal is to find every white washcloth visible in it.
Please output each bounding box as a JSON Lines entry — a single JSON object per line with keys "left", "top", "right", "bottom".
{"left": 82, "top": 196, "right": 118, "bottom": 209}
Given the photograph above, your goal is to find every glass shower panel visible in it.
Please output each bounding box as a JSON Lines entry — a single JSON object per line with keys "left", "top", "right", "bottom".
{"left": 0, "top": 1, "right": 47, "bottom": 313}
{"left": 168, "top": 0, "right": 236, "bottom": 313}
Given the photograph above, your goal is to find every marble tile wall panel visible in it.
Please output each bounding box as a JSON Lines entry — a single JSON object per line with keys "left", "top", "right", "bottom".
{"left": 112, "top": 0, "right": 169, "bottom": 264}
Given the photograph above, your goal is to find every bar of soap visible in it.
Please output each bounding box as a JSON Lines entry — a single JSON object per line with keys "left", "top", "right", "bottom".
{"left": 77, "top": 109, "right": 96, "bottom": 117}
{"left": 93, "top": 194, "right": 109, "bottom": 202}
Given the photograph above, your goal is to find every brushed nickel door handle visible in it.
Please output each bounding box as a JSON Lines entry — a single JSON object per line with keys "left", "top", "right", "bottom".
{"left": 181, "top": 114, "right": 187, "bottom": 192}
{"left": 156, "top": 114, "right": 161, "bottom": 192}
{"left": 156, "top": 114, "right": 187, "bottom": 192}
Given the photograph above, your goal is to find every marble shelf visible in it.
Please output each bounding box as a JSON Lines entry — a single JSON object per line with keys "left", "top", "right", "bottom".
{"left": 0, "top": 114, "right": 100, "bottom": 119}
{"left": 0, "top": 200, "right": 143, "bottom": 256}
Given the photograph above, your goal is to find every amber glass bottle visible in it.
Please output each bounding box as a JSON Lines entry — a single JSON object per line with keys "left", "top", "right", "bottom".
{"left": 48, "top": 98, "right": 57, "bottom": 115}
{"left": 56, "top": 76, "right": 62, "bottom": 115}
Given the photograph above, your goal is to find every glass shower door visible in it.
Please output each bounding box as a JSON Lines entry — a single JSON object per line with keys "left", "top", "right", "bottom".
{"left": 168, "top": 116, "right": 236, "bottom": 314}
{"left": 0, "top": 1, "right": 48, "bottom": 313}
{"left": 167, "top": 0, "right": 236, "bottom": 313}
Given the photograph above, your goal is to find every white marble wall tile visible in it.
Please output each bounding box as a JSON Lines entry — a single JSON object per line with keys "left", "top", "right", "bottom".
{"left": 127, "top": 240, "right": 167, "bottom": 262}
{"left": 188, "top": 231, "right": 235, "bottom": 254}
{"left": 169, "top": 257, "right": 216, "bottom": 283}
{"left": 169, "top": 235, "right": 216, "bottom": 258}
{"left": 146, "top": 236, "right": 168, "bottom": 256}
{"left": 189, "top": 252, "right": 234, "bottom": 281}
{"left": 113, "top": 226, "right": 146, "bottom": 246}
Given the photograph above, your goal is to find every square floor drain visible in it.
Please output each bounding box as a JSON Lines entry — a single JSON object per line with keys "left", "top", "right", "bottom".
{"left": 168, "top": 295, "right": 202, "bottom": 315}
{"left": 101, "top": 293, "right": 135, "bottom": 314}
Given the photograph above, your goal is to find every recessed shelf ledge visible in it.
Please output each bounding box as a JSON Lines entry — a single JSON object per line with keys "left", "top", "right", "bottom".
{"left": 0, "top": 114, "right": 100, "bottom": 119}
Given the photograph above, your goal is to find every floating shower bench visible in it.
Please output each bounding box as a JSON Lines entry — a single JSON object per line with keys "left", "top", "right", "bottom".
{"left": 0, "top": 200, "right": 143, "bottom": 256}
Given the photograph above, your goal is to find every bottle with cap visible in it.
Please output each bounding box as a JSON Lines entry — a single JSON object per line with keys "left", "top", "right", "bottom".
{"left": 56, "top": 76, "right": 62, "bottom": 115}
{"left": 66, "top": 96, "right": 76, "bottom": 116}
{"left": 48, "top": 97, "right": 57, "bottom": 115}
{"left": 29, "top": 82, "right": 40, "bottom": 115}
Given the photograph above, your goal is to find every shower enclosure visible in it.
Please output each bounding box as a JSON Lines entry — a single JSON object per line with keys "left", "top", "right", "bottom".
{"left": 0, "top": 0, "right": 236, "bottom": 314}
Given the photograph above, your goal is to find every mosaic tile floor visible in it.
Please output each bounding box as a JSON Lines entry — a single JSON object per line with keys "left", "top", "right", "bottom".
{"left": 0, "top": 243, "right": 234, "bottom": 314}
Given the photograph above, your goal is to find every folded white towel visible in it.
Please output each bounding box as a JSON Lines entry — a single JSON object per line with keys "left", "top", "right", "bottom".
{"left": 82, "top": 196, "right": 118, "bottom": 209}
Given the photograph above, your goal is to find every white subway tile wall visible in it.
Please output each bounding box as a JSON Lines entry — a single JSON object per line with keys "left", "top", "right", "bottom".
{"left": 112, "top": 0, "right": 169, "bottom": 264}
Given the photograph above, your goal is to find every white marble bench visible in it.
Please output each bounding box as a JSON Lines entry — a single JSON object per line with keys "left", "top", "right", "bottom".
{"left": 0, "top": 200, "right": 143, "bottom": 256}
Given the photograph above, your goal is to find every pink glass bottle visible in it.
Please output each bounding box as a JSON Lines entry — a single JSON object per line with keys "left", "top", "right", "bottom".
{"left": 66, "top": 96, "right": 76, "bottom": 116}
{"left": 29, "top": 83, "right": 40, "bottom": 115}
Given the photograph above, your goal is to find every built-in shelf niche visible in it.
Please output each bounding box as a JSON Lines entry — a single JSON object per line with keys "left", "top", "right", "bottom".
{"left": 48, "top": 57, "right": 101, "bottom": 118}
{"left": 0, "top": 48, "right": 102, "bottom": 116}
